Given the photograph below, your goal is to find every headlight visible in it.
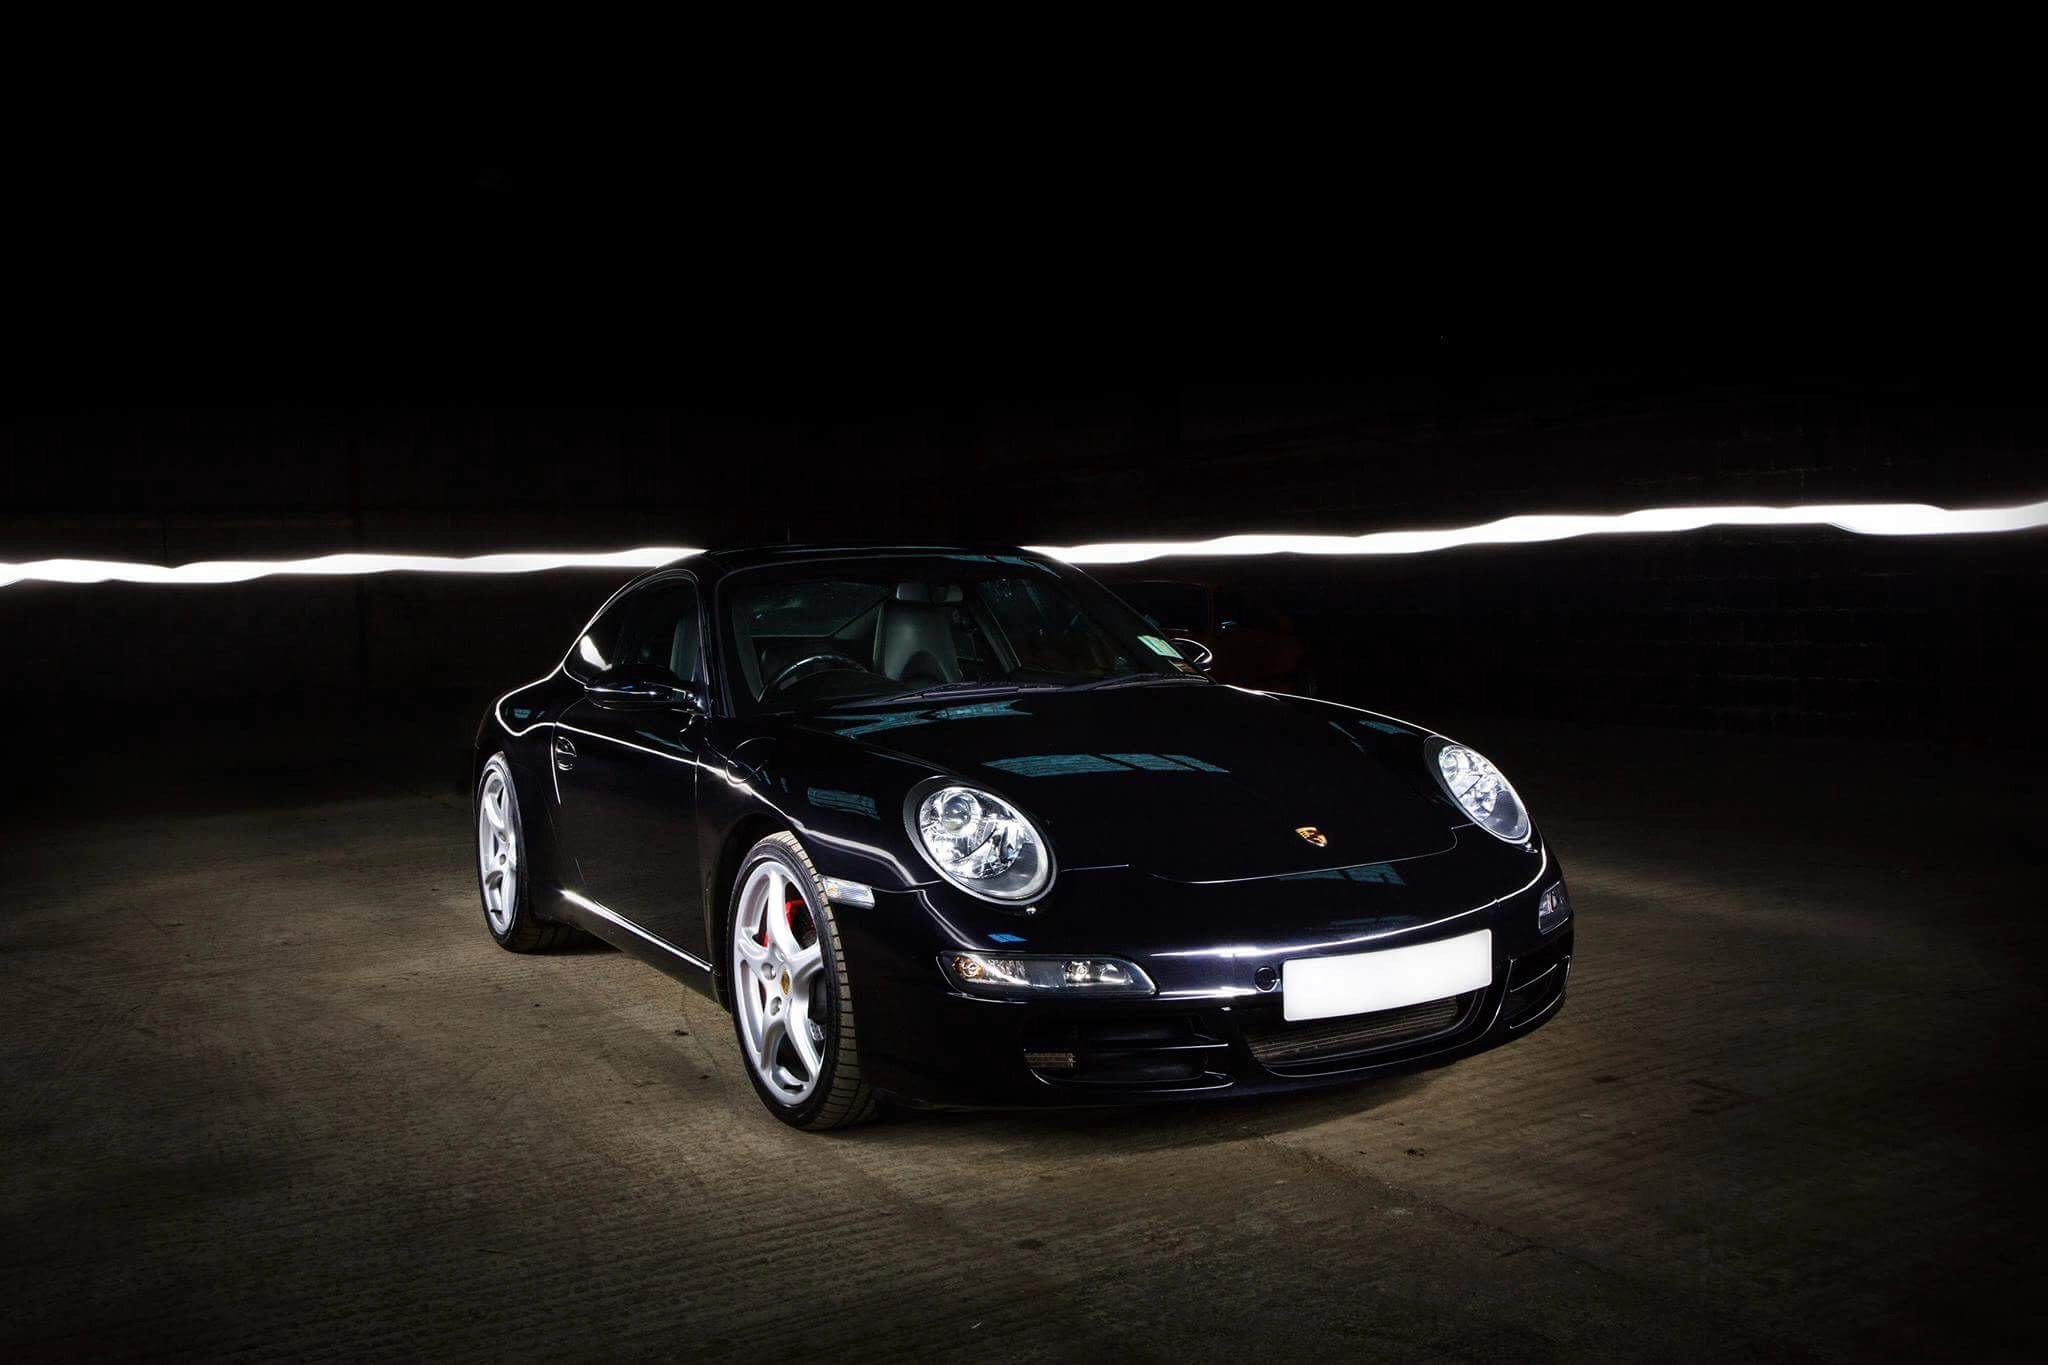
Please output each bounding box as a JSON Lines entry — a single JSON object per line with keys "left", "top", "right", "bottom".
{"left": 939, "top": 951, "right": 1154, "bottom": 997}
{"left": 1426, "top": 738, "right": 1531, "bottom": 842}
{"left": 907, "top": 782, "right": 1054, "bottom": 902}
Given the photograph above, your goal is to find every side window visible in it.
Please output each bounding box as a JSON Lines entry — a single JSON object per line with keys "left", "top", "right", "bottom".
{"left": 619, "top": 579, "right": 703, "bottom": 684}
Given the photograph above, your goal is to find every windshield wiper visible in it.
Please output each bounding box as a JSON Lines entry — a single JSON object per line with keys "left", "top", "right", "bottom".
{"left": 1068, "top": 672, "right": 1214, "bottom": 693}
{"left": 836, "top": 680, "right": 1068, "bottom": 708}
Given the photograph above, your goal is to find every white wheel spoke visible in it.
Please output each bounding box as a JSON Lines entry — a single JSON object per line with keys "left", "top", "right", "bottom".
{"left": 766, "top": 883, "right": 803, "bottom": 960}
{"left": 735, "top": 927, "right": 770, "bottom": 964}
{"left": 758, "top": 1012, "right": 787, "bottom": 1074}
{"left": 787, "top": 995, "right": 823, "bottom": 1077}
{"left": 787, "top": 941, "right": 823, "bottom": 991}
{"left": 739, "top": 984, "right": 764, "bottom": 1054}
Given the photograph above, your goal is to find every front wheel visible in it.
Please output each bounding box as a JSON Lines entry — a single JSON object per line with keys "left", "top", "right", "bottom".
{"left": 728, "top": 833, "right": 878, "bottom": 1130}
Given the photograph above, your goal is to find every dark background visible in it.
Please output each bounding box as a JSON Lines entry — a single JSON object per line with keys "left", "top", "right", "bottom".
{"left": 8, "top": 130, "right": 2045, "bottom": 753}
{"left": 6, "top": 96, "right": 2048, "bottom": 1364}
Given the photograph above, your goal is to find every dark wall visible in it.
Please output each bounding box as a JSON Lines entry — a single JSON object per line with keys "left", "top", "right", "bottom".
{"left": 1153, "top": 530, "right": 2041, "bottom": 741}
{"left": 9, "top": 377, "right": 2043, "bottom": 552}
{"left": 4, "top": 378, "right": 2042, "bottom": 744}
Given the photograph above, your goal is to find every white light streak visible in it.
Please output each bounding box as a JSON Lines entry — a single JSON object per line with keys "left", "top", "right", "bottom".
{"left": 0, "top": 547, "right": 699, "bottom": 589}
{"left": 1028, "top": 498, "right": 2048, "bottom": 564}
{"left": 1, "top": 498, "right": 2042, "bottom": 588}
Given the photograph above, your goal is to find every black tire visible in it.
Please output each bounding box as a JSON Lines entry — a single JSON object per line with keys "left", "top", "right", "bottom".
{"left": 727, "top": 832, "right": 878, "bottom": 1131}
{"left": 476, "top": 753, "right": 580, "bottom": 953}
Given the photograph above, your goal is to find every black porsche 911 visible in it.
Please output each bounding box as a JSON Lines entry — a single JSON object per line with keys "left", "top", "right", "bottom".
{"left": 474, "top": 545, "right": 1571, "bottom": 1129}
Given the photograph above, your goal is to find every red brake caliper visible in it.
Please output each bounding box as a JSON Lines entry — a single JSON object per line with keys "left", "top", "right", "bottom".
{"left": 763, "top": 895, "right": 803, "bottom": 947}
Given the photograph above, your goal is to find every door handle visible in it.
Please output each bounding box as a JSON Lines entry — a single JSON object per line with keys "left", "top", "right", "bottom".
{"left": 553, "top": 735, "right": 577, "bottom": 770}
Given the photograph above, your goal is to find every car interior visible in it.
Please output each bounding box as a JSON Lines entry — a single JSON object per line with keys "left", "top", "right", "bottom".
{"left": 730, "top": 572, "right": 1144, "bottom": 706}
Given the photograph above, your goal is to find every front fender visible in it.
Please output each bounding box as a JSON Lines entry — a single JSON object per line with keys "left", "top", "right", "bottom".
{"left": 472, "top": 703, "right": 575, "bottom": 912}
{"left": 706, "top": 730, "right": 945, "bottom": 893}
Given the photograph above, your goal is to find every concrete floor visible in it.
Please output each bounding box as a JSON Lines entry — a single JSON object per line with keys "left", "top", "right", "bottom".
{"left": 2, "top": 711, "right": 2039, "bottom": 1361}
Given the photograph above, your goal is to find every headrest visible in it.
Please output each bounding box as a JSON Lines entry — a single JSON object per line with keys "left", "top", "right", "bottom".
{"left": 894, "top": 582, "right": 963, "bottom": 604}
{"left": 876, "top": 593, "right": 962, "bottom": 684}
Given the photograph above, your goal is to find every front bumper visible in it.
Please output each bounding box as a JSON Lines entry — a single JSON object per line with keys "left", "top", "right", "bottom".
{"left": 833, "top": 857, "right": 1573, "bottom": 1109}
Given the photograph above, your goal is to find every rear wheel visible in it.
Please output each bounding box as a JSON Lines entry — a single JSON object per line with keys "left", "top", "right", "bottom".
{"left": 476, "top": 754, "right": 579, "bottom": 952}
{"left": 728, "top": 833, "right": 877, "bottom": 1130}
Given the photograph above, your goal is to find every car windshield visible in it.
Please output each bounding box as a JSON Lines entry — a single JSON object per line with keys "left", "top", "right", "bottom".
{"left": 720, "top": 555, "right": 1201, "bottom": 711}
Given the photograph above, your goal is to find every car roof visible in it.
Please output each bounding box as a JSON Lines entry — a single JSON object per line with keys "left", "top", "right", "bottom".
{"left": 693, "top": 542, "right": 1056, "bottom": 571}
{"left": 634, "top": 543, "right": 1069, "bottom": 592}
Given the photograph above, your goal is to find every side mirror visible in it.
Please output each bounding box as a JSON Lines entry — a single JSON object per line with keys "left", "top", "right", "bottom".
{"left": 588, "top": 663, "right": 706, "bottom": 711}
{"left": 1171, "top": 638, "right": 1215, "bottom": 672}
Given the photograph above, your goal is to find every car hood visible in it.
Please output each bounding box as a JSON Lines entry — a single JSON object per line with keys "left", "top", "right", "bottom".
{"left": 798, "top": 684, "right": 1456, "bottom": 882}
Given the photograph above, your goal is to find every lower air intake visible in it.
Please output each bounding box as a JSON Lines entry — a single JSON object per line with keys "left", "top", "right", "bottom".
{"left": 1246, "top": 994, "right": 1471, "bottom": 1067}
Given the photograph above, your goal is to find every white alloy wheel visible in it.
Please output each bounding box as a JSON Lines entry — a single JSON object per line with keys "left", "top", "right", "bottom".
{"left": 478, "top": 758, "right": 521, "bottom": 935}
{"left": 473, "top": 753, "right": 576, "bottom": 953}
{"left": 731, "top": 858, "right": 828, "bottom": 1105}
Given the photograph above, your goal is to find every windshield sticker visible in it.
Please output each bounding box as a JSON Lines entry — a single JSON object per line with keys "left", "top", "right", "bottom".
{"left": 1138, "top": 635, "right": 1183, "bottom": 658}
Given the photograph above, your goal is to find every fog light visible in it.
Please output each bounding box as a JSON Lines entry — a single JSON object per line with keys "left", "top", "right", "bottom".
{"left": 1062, "top": 959, "right": 1137, "bottom": 986}
{"left": 1538, "top": 882, "right": 1571, "bottom": 933}
{"left": 940, "top": 952, "right": 1155, "bottom": 997}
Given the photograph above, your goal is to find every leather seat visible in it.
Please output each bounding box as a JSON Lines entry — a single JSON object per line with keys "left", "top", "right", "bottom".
{"left": 875, "top": 584, "right": 962, "bottom": 684}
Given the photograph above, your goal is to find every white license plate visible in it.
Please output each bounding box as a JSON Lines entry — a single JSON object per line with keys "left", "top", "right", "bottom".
{"left": 1282, "top": 929, "right": 1493, "bottom": 1023}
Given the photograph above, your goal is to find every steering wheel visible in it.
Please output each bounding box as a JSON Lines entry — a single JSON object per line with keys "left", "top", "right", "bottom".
{"left": 768, "top": 652, "right": 869, "bottom": 693}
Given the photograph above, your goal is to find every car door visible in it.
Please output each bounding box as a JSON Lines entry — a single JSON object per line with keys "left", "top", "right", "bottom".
{"left": 553, "top": 574, "right": 712, "bottom": 962}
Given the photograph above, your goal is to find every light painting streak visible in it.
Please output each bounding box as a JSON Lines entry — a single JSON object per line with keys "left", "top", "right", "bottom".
{"left": 1, "top": 498, "right": 2042, "bottom": 588}
{"left": 0, "top": 547, "right": 700, "bottom": 589}
{"left": 1030, "top": 498, "right": 2048, "bottom": 564}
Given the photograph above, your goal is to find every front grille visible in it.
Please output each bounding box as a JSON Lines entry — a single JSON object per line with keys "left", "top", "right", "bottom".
{"left": 1244, "top": 992, "right": 1476, "bottom": 1067}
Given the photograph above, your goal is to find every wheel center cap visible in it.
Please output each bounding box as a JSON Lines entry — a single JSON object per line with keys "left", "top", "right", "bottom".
{"left": 780, "top": 970, "right": 791, "bottom": 995}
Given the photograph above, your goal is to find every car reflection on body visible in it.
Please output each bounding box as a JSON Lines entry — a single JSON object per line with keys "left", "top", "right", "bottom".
{"left": 474, "top": 545, "right": 1571, "bottom": 1129}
